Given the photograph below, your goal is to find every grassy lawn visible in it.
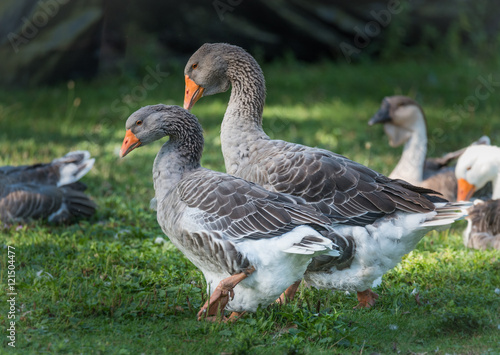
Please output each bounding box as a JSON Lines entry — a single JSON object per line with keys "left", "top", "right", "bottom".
{"left": 1, "top": 55, "right": 500, "bottom": 354}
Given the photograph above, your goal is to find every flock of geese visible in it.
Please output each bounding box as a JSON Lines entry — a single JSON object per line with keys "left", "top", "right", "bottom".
{"left": 3, "top": 43, "right": 499, "bottom": 321}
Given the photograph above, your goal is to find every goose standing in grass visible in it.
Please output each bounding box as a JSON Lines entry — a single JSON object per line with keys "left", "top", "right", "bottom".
{"left": 0, "top": 151, "right": 96, "bottom": 224}
{"left": 455, "top": 145, "right": 500, "bottom": 250}
{"left": 183, "top": 43, "right": 470, "bottom": 308}
{"left": 368, "top": 95, "right": 490, "bottom": 201}
{"left": 119, "top": 104, "right": 350, "bottom": 320}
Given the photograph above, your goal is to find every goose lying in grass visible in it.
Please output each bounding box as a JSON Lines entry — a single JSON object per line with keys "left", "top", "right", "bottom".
{"left": 0, "top": 151, "right": 96, "bottom": 224}
{"left": 119, "top": 104, "right": 349, "bottom": 321}
{"left": 369, "top": 95, "right": 491, "bottom": 201}
{"left": 455, "top": 145, "right": 500, "bottom": 250}
{"left": 183, "top": 43, "right": 470, "bottom": 308}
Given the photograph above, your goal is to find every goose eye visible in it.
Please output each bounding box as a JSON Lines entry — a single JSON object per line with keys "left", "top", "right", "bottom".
{"left": 192, "top": 63, "right": 198, "bottom": 69}
{"left": 466, "top": 166, "right": 471, "bottom": 171}
{"left": 136, "top": 120, "right": 143, "bottom": 126}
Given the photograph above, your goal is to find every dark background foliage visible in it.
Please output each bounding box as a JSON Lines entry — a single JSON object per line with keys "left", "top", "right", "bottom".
{"left": 1, "top": 0, "right": 499, "bottom": 86}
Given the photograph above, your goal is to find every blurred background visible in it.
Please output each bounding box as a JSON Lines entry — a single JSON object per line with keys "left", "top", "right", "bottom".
{"left": 1, "top": 0, "right": 499, "bottom": 87}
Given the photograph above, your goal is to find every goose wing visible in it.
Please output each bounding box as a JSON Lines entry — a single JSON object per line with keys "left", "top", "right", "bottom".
{"left": 254, "top": 140, "right": 438, "bottom": 226}
{"left": 0, "top": 177, "right": 96, "bottom": 223}
{"left": 0, "top": 181, "right": 65, "bottom": 221}
{"left": 177, "top": 169, "right": 332, "bottom": 240}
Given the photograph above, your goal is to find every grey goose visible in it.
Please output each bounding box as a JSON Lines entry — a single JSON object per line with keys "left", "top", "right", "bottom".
{"left": 119, "top": 104, "right": 349, "bottom": 320}
{"left": 0, "top": 151, "right": 96, "bottom": 223}
{"left": 183, "top": 43, "right": 469, "bottom": 308}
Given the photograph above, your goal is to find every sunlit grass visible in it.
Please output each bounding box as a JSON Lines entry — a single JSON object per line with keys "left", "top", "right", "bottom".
{"left": 0, "top": 55, "right": 499, "bottom": 353}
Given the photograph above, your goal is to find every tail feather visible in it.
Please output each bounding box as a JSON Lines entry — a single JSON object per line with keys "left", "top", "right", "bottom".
{"left": 55, "top": 151, "right": 95, "bottom": 187}
{"left": 64, "top": 181, "right": 88, "bottom": 191}
{"left": 4, "top": 151, "right": 95, "bottom": 187}
{"left": 65, "top": 189, "right": 97, "bottom": 218}
{"left": 283, "top": 235, "right": 339, "bottom": 256}
{"left": 421, "top": 201, "right": 471, "bottom": 227}
{"left": 48, "top": 187, "right": 97, "bottom": 223}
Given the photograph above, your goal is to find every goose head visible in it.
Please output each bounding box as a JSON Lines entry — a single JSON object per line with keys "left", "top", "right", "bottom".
{"left": 455, "top": 145, "right": 500, "bottom": 201}
{"left": 184, "top": 43, "right": 233, "bottom": 110}
{"left": 120, "top": 105, "right": 203, "bottom": 159}
{"left": 369, "top": 96, "right": 426, "bottom": 147}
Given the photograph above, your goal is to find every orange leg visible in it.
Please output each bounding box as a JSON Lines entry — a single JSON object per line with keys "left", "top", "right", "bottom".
{"left": 197, "top": 266, "right": 255, "bottom": 321}
{"left": 227, "top": 311, "right": 246, "bottom": 322}
{"left": 355, "top": 289, "right": 379, "bottom": 309}
{"left": 202, "top": 311, "right": 246, "bottom": 323}
{"left": 276, "top": 280, "right": 301, "bottom": 305}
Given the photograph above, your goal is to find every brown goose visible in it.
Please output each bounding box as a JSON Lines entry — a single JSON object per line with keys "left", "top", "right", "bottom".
{"left": 455, "top": 145, "right": 500, "bottom": 250}
{"left": 369, "top": 95, "right": 491, "bottom": 201}
{"left": 0, "top": 151, "right": 96, "bottom": 223}
{"left": 183, "top": 43, "right": 469, "bottom": 308}
{"left": 119, "top": 105, "right": 346, "bottom": 320}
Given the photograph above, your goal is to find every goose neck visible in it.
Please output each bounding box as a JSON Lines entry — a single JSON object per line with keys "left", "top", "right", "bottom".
{"left": 219, "top": 55, "right": 269, "bottom": 174}
{"left": 223, "top": 55, "right": 266, "bottom": 130}
{"left": 153, "top": 141, "right": 201, "bottom": 196}
{"left": 390, "top": 127, "right": 427, "bottom": 184}
{"left": 152, "top": 116, "right": 203, "bottom": 196}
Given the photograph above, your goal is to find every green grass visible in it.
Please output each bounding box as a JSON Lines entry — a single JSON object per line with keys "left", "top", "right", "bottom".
{"left": 1, "top": 55, "right": 500, "bottom": 354}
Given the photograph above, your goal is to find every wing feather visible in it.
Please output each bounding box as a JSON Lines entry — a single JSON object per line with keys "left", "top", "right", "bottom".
{"left": 245, "top": 140, "right": 437, "bottom": 226}
{"left": 177, "top": 169, "right": 331, "bottom": 240}
{"left": 0, "top": 183, "right": 63, "bottom": 221}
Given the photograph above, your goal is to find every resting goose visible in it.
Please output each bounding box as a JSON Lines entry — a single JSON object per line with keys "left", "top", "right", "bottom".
{"left": 369, "top": 95, "right": 490, "bottom": 201}
{"left": 0, "top": 151, "right": 96, "bottom": 223}
{"left": 119, "top": 104, "right": 349, "bottom": 320}
{"left": 183, "top": 43, "right": 469, "bottom": 308}
{"left": 455, "top": 145, "right": 500, "bottom": 250}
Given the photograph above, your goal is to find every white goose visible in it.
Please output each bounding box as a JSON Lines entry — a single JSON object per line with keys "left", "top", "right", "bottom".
{"left": 455, "top": 145, "right": 500, "bottom": 250}
{"left": 183, "top": 43, "right": 469, "bottom": 308}
{"left": 119, "top": 104, "right": 349, "bottom": 320}
{"left": 369, "top": 95, "right": 490, "bottom": 201}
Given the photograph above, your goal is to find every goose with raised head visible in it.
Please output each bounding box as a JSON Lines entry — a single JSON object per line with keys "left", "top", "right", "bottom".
{"left": 368, "top": 95, "right": 490, "bottom": 201}
{"left": 183, "top": 43, "right": 470, "bottom": 308}
{"left": 0, "top": 151, "right": 96, "bottom": 223}
{"left": 455, "top": 145, "right": 500, "bottom": 250}
{"left": 119, "top": 104, "right": 350, "bottom": 320}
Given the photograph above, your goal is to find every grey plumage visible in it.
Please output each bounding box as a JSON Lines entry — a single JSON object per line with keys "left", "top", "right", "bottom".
{"left": 185, "top": 44, "right": 438, "bottom": 226}
{"left": 178, "top": 169, "right": 332, "bottom": 240}
{"left": 121, "top": 104, "right": 348, "bottom": 312}
{"left": 183, "top": 44, "right": 470, "bottom": 305}
{"left": 0, "top": 151, "right": 96, "bottom": 223}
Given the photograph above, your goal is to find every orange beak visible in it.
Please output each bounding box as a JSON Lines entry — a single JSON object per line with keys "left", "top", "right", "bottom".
{"left": 120, "top": 129, "right": 142, "bottom": 157}
{"left": 184, "top": 75, "right": 204, "bottom": 110}
{"left": 457, "top": 178, "right": 476, "bottom": 201}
